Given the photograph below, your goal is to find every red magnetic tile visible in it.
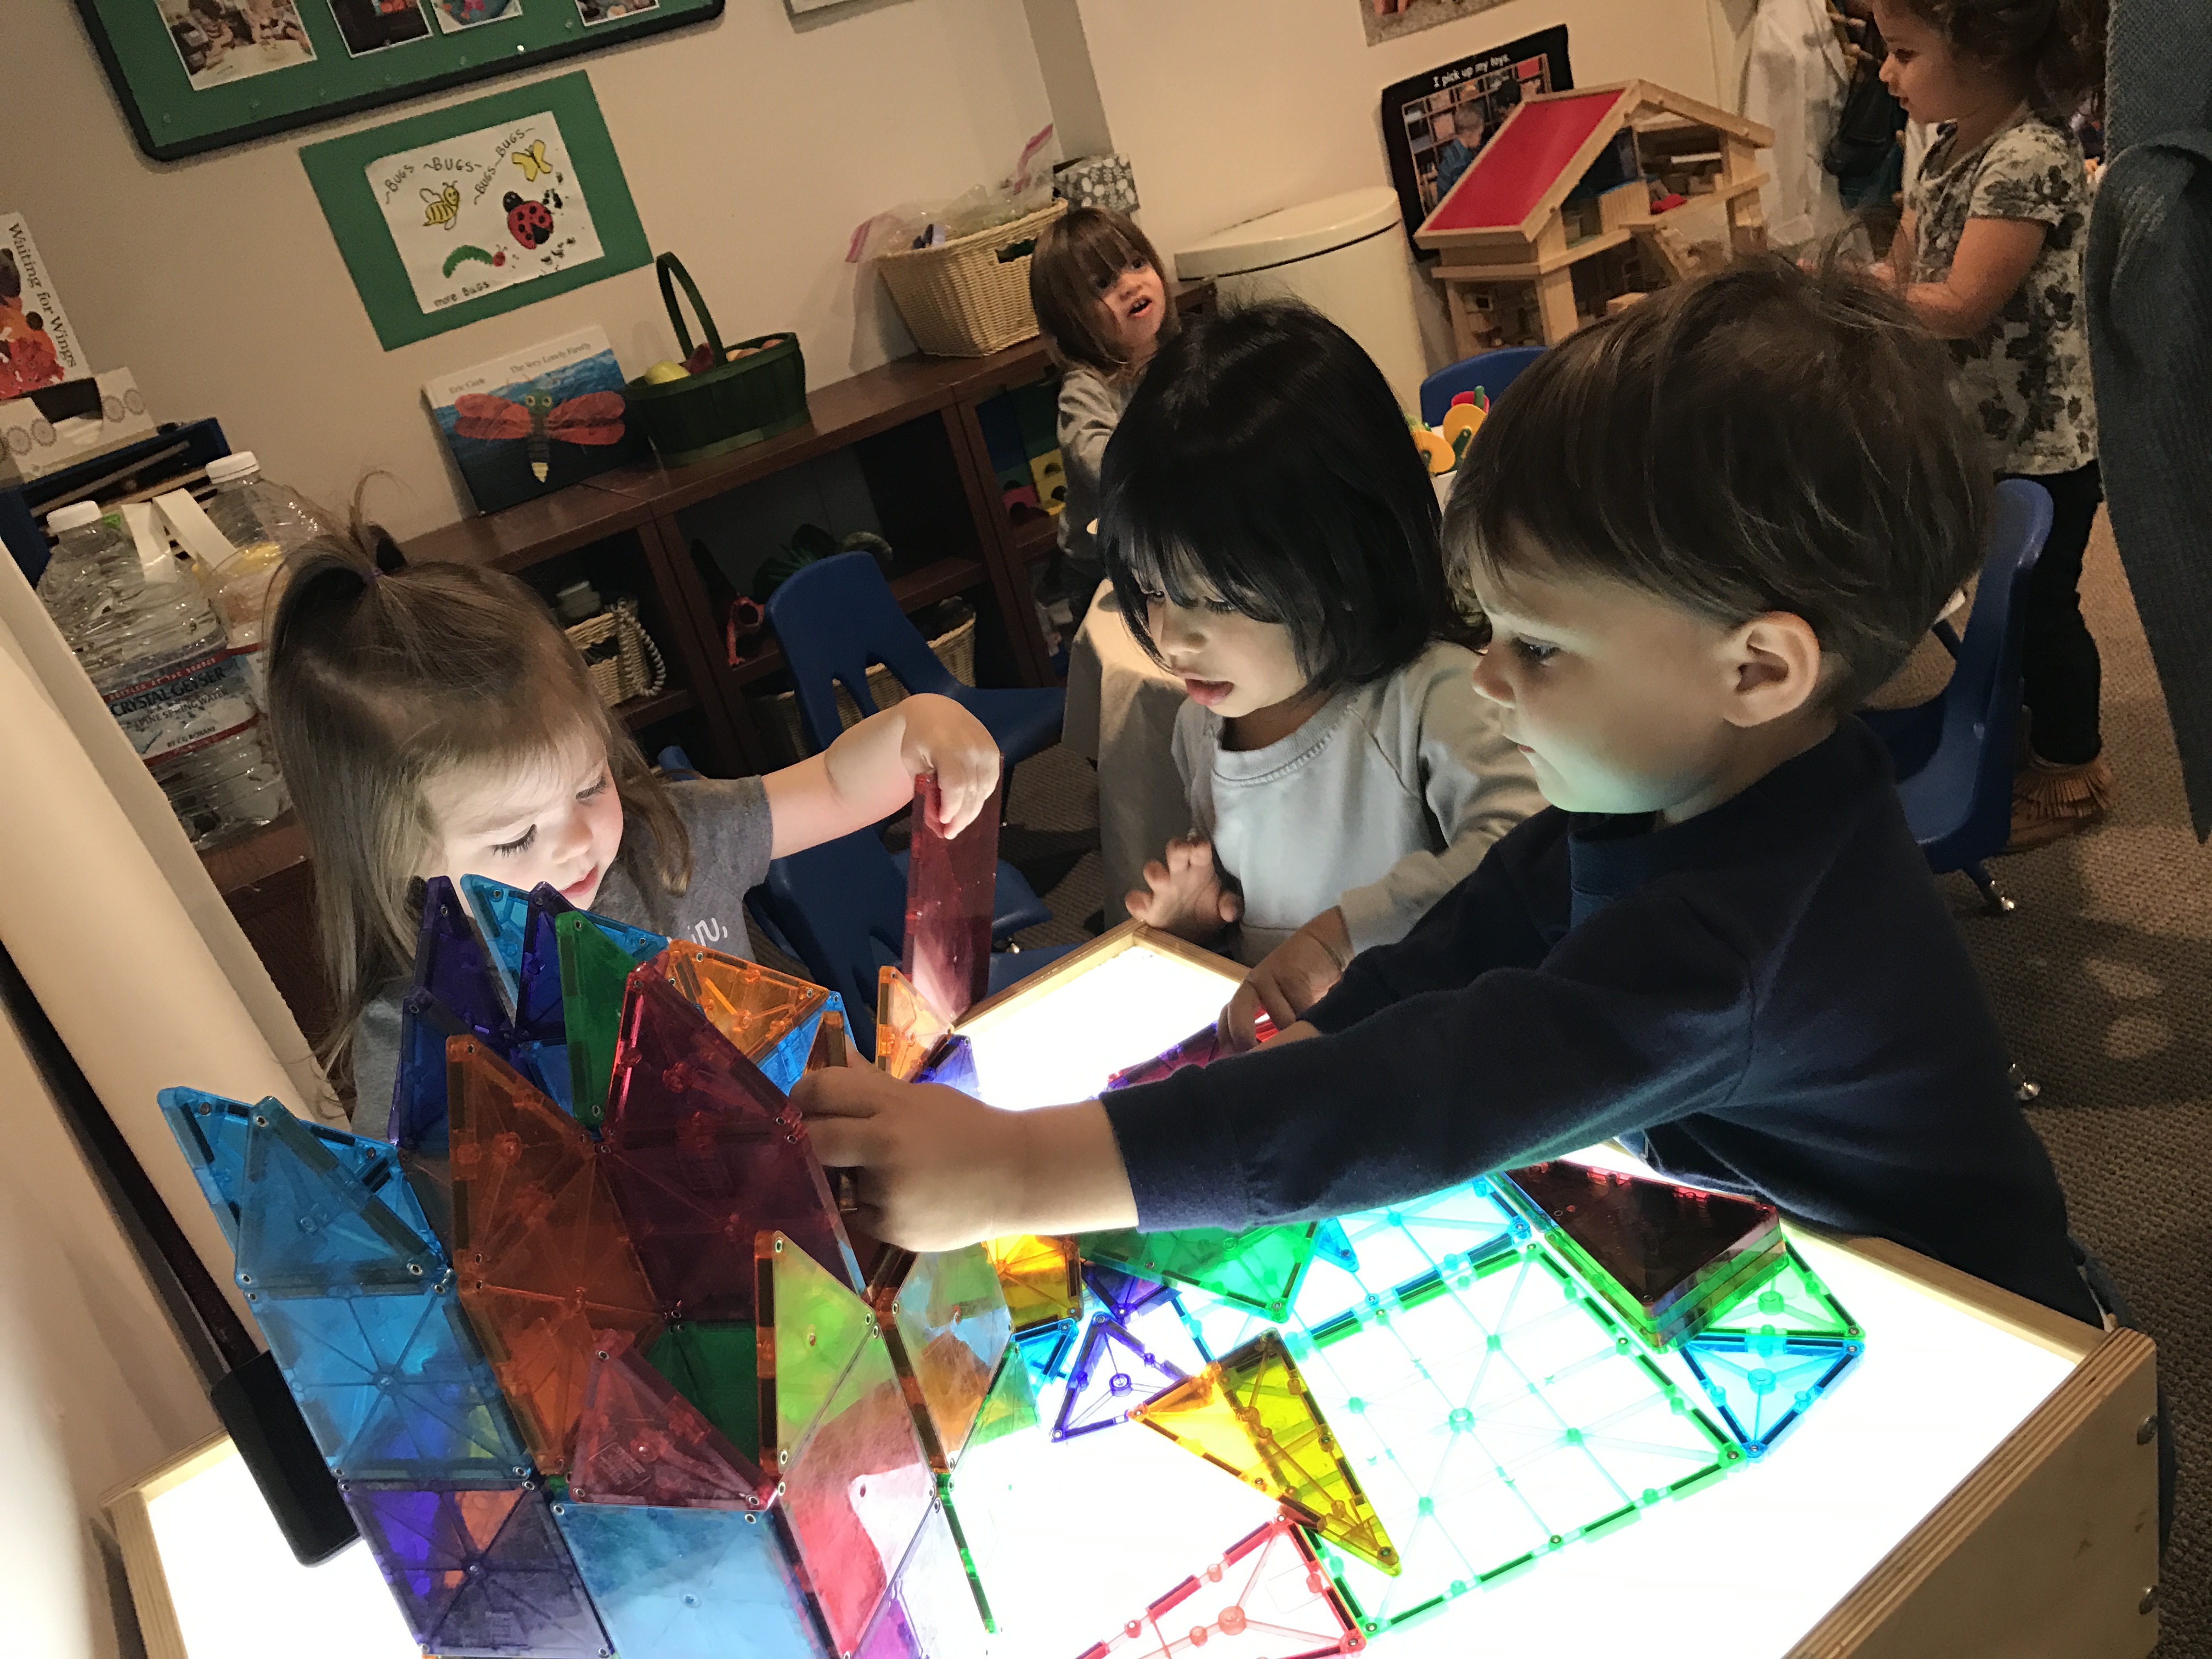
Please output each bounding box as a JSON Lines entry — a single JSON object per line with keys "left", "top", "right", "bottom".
{"left": 901, "top": 775, "right": 997, "bottom": 1023}
{"left": 569, "top": 1329, "right": 777, "bottom": 1511}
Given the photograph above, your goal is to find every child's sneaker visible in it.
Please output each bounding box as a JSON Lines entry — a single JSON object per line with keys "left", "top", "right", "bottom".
{"left": 2006, "top": 752, "right": 2113, "bottom": 850}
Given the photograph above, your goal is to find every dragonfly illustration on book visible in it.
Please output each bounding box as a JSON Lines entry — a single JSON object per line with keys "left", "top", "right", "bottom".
{"left": 453, "top": 387, "right": 626, "bottom": 482}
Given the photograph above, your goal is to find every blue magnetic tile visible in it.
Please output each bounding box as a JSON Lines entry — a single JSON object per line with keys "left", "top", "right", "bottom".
{"left": 756, "top": 990, "right": 838, "bottom": 1094}
{"left": 1682, "top": 1333, "right": 1863, "bottom": 1458}
{"left": 1081, "top": 1262, "right": 1175, "bottom": 1324}
{"left": 394, "top": 878, "right": 515, "bottom": 1154}
{"left": 460, "top": 874, "right": 533, "bottom": 1011}
{"left": 555, "top": 1500, "right": 823, "bottom": 1659}
{"left": 1012, "top": 1318, "right": 1077, "bottom": 1383}
{"left": 347, "top": 1484, "right": 610, "bottom": 1658}
{"left": 1315, "top": 1217, "right": 1359, "bottom": 1272}
{"left": 162, "top": 1088, "right": 438, "bottom": 1250}
{"left": 1051, "top": 1316, "right": 1186, "bottom": 1442}
{"left": 235, "top": 1106, "right": 440, "bottom": 1299}
{"left": 254, "top": 1287, "right": 531, "bottom": 1485}
{"left": 514, "top": 1040, "right": 575, "bottom": 1116}
{"left": 913, "top": 1034, "right": 979, "bottom": 1097}
{"left": 516, "top": 883, "right": 576, "bottom": 1047}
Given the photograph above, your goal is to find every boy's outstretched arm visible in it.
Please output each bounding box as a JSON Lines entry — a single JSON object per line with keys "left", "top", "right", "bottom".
{"left": 795, "top": 1068, "right": 1138, "bottom": 1250}
{"left": 764, "top": 692, "right": 1001, "bottom": 856}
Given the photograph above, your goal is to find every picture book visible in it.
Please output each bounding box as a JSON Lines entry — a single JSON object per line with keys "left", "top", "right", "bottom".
{"left": 424, "top": 326, "right": 645, "bottom": 514}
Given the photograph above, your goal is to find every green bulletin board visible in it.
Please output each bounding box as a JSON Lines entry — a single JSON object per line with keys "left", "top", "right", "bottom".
{"left": 71, "top": 0, "right": 721, "bottom": 162}
{"left": 300, "top": 72, "right": 650, "bottom": 349}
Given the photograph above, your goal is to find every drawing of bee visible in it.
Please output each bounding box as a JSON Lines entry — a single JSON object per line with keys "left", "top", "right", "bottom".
{"left": 421, "top": 183, "right": 461, "bottom": 229}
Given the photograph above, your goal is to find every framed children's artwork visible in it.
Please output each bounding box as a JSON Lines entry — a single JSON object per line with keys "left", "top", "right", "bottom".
{"left": 425, "top": 326, "right": 647, "bottom": 513}
{"left": 1379, "top": 24, "right": 1572, "bottom": 238}
{"left": 1359, "top": 0, "right": 1514, "bottom": 49}
{"left": 300, "top": 72, "right": 651, "bottom": 349}
{"left": 67, "top": 0, "right": 721, "bottom": 161}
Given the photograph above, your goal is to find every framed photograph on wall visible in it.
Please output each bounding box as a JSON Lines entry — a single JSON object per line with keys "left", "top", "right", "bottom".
{"left": 69, "top": 0, "right": 721, "bottom": 161}
{"left": 1379, "top": 24, "right": 1572, "bottom": 240}
{"left": 300, "top": 71, "right": 651, "bottom": 349}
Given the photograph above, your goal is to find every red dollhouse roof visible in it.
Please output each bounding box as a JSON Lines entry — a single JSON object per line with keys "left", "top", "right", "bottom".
{"left": 1424, "top": 87, "right": 1632, "bottom": 234}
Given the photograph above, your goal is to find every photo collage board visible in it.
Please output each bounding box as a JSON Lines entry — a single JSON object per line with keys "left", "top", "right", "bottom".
{"left": 1378, "top": 24, "right": 1573, "bottom": 240}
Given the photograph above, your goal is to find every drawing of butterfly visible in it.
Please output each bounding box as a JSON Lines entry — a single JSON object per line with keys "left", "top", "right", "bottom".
{"left": 512, "top": 140, "right": 554, "bottom": 183}
{"left": 454, "top": 388, "right": 626, "bottom": 482}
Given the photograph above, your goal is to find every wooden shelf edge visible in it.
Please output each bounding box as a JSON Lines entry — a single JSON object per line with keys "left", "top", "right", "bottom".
{"left": 614, "top": 686, "right": 698, "bottom": 730}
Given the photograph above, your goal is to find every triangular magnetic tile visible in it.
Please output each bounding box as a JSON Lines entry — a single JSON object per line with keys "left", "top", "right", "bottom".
{"left": 981, "top": 1234, "right": 1080, "bottom": 1331}
{"left": 603, "top": 973, "right": 799, "bottom": 1141}
{"left": 1052, "top": 1316, "right": 1186, "bottom": 1441}
{"left": 913, "top": 1033, "right": 979, "bottom": 1096}
{"left": 235, "top": 1105, "right": 440, "bottom": 1299}
{"left": 647, "top": 1321, "right": 760, "bottom": 1458}
{"left": 757, "top": 1229, "right": 878, "bottom": 1475}
{"left": 1086, "top": 1512, "right": 1361, "bottom": 1659}
{"left": 656, "top": 939, "right": 830, "bottom": 1090}
{"left": 1683, "top": 1333, "right": 1862, "bottom": 1457}
{"left": 1700, "top": 1244, "right": 1863, "bottom": 1342}
{"left": 559, "top": 913, "right": 652, "bottom": 1132}
{"left": 516, "top": 882, "right": 576, "bottom": 1046}
{"left": 460, "top": 873, "right": 533, "bottom": 1011}
{"left": 876, "top": 966, "right": 953, "bottom": 1084}
{"left": 1078, "top": 1223, "right": 1318, "bottom": 1320}
{"left": 871, "top": 1244, "right": 1012, "bottom": 1468}
{"left": 1129, "top": 1330, "right": 1398, "bottom": 1576}
{"left": 571, "top": 1330, "right": 776, "bottom": 1509}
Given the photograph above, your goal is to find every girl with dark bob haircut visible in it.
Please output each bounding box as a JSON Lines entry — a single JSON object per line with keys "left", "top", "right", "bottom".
{"left": 1097, "top": 300, "right": 1540, "bottom": 1029}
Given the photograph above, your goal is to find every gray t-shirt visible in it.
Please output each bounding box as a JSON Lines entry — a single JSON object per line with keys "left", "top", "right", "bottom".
{"left": 351, "top": 774, "right": 773, "bottom": 1138}
{"left": 1173, "top": 641, "right": 1543, "bottom": 966}
{"left": 1057, "top": 364, "right": 1134, "bottom": 584}
{"left": 1908, "top": 112, "right": 2098, "bottom": 476}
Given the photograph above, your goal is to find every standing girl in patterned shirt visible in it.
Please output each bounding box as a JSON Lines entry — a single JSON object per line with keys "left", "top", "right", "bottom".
{"left": 1871, "top": 0, "right": 2108, "bottom": 846}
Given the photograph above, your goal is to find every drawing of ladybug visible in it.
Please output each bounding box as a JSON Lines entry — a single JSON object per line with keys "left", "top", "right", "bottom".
{"left": 503, "top": 190, "right": 555, "bottom": 250}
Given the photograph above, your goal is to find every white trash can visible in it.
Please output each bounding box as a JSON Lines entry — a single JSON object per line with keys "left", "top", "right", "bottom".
{"left": 1175, "top": 186, "right": 1429, "bottom": 413}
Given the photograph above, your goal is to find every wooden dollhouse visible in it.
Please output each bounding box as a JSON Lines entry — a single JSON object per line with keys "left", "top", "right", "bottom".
{"left": 1416, "top": 81, "right": 1774, "bottom": 355}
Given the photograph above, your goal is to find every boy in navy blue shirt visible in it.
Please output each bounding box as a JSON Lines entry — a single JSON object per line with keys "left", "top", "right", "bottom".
{"left": 798, "top": 259, "right": 2100, "bottom": 1328}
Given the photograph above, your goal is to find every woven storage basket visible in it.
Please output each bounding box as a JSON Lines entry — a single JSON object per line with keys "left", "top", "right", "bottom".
{"left": 760, "top": 613, "right": 976, "bottom": 758}
{"left": 874, "top": 200, "right": 1066, "bottom": 358}
{"left": 566, "top": 598, "right": 668, "bottom": 709}
{"left": 624, "top": 253, "right": 809, "bottom": 468}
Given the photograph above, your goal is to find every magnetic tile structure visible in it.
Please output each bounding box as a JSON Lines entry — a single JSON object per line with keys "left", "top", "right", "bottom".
{"left": 1491, "top": 1161, "right": 1785, "bottom": 1351}
{"left": 877, "top": 966, "right": 955, "bottom": 1085}
{"left": 1682, "top": 1332, "right": 1863, "bottom": 1458}
{"left": 1080, "top": 1222, "right": 1321, "bottom": 1320}
{"left": 1130, "top": 1329, "right": 1398, "bottom": 1575}
{"left": 554, "top": 1499, "right": 823, "bottom": 1659}
{"left": 902, "top": 772, "right": 998, "bottom": 1024}
{"left": 559, "top": 911, "right": 665, "bottom": 1132}
{"left": 600, "top": 973, "right": 860, "bottom": 1319}
{"left": 654, "top": 938, "right": 833, "bottom": 1093}
{"left": 344, "top": 1482, "right": 612, "bottom": 1658}
{"left": 870, "top": 1246, "right": 1014, "bottom": 1470}
{"left": 1077, "top": 1512, "right": 1362, "bottom": 1659}
{"left": 447, "top": 1037, "right": 663, "bottom": 1474}
{"left": 1053, "top": 1315, "right": 1188, "bottom": 1442}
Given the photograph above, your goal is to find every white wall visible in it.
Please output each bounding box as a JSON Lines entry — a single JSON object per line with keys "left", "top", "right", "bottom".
{"left": 1075, "top": 0, "right": 1748, "bottom": 258}
{"left": 1, "top": 0, "right": 1053, "bottom": 539}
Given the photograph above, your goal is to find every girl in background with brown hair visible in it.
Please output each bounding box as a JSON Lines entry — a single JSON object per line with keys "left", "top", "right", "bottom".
{"left": 1028, "top": 206, "right": 1178, "bottom": 628}
{"left": 265, "top": 511, "right": 1001, "bottom": 1133}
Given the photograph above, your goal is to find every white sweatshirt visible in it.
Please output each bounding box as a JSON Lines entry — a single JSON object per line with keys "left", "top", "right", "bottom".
{"left": 1172, "top": 641, "right": 1543, "bottom": 966}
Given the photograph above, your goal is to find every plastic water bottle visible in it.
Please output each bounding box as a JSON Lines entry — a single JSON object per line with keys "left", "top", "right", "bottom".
{"left": 39, "top": 499, "right": 288, "bottom": 848}
{"left": 199, "top": 452, "right": 336, "bottom": 708}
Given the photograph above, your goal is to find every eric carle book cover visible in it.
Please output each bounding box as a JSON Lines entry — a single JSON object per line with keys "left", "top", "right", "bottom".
{"left": 425, "top": 326, "right": 645, "bottom": 514}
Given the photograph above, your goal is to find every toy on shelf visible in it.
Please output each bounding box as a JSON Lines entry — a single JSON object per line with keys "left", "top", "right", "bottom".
{"left": 158, "top": 854, "right": 1866, "bottom": 1658}
{"left": 1417, "top": 80, "right": 1773, "bottom": 355}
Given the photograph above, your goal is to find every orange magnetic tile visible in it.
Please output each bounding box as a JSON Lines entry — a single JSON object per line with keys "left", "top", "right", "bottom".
{"left": 876, "top": 967, "right": 953, "bottom": 1084}
{"left": 981, "top": 1234, "right": 1082, "bottom": 1333}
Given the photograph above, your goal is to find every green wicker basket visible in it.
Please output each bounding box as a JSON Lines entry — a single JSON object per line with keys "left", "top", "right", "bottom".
{"left": 625, "top": 253, "right": 809, "bottom": 469}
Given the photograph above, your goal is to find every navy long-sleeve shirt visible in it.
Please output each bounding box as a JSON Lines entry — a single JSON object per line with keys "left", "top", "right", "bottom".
{"left": 1104, "top": 720, "right": 2100, "bottom": 1324}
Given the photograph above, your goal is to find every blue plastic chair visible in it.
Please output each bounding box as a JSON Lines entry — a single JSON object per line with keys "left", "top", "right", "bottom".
{"left": 1419, "top": 345, "right": 1546, "bottom": 427}
{"left": 749, "top": 825, "right": 1079, "bottom": 1061}
{"left": 765, "top": 552, "right": 1066, "bottom": 766}
{"left": 655, "top": 747, "right": 1051, "bottom": 947}
{"left": 1860, "top": 478, "right": 2053, "bottom": 915}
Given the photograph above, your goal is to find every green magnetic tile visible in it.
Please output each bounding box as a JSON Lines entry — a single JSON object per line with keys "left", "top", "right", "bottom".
{"left": 1699, "top": 1243, "right": 1863, "bottom": 1342}
{"left": 874, "top": 1245, "right": 1013, "bottom": 1470}
{"left": 1077, "top": 1222, "right": 1318, "bottom": 1318}
{"left": 557, "top": 911, "right": 648, "bottom": 1131}
{"left": 757, "top": 1231, "right": 877, "bottom": 1476}
{"left": 648, "top": 1321, "right": 760, "bottom": 1459}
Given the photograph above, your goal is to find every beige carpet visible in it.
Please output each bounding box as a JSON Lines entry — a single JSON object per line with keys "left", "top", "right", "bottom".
{"left": 981, "top": 510, "right": 2208, "bottom": 1645}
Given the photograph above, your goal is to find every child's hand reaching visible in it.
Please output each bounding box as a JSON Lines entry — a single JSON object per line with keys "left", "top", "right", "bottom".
{"left": 767, "top": 691, "right": 1001, "bottom": 856}
{"left": 1126, "top": 836, "right": 1242, "bottom": 941}
{"left": 1217, "top": 907, "right": 1351, "bottom": 1050}
{"left": 793, "top": 1068, "right": 1137, "bottom": 1250}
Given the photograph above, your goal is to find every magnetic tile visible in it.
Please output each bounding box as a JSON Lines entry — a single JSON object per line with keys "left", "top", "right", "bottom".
{"left": 879, "top": 1497, "right": 990, "bottom": 1659}
{"left": 983, "top": 1234, "right": 1081, "bottom": 1331}
{"left": 1101, "top": 1014, "right": 1276, "bottom": 1092}
{"left": 654, "top": 939, "right": 831, "bottom": 1093}
{"left": 570, "top": 1330, "right": 776, "bottom": 1509}
{"left": 558, "top": 913, "right": 651, "bottom": 1132}
{"left": 871, "top": 1246, "right": 1013, "bottom": 1469}
{"left": 1052, "top": 1316, "right": 1187, "bottom": 1442}
{"left": 901, "top": 774, "right": 997, "bottom": 1023}
{"left": 649, "top": 1321, "right": 760, "bottom": 1456}
{"left": 1130, "top": 1329, "right": 1396, "bottom": 1575}
{"left": 555, "top": 1498, "right": 825, "bottom": 1659}
{"left": 234, "top": 1104, "right": 441, "bottom": 1299}
{"left": 1077, "top": 1512, "right": 1361, "bottom": 1659}
{"left": 345, "top": 1483, "right": 610, "bottom": 1658}
{"left": 877, "top": 967, "right": 955, "bottom": 1084}
{"left": 1699, "top": 1243, "right": 1863, "bottom": 1343}
{"left": 1080, "top": 1224, "right": 1319, "bottom": 1320}
{"left": 1682, "top": 1333, "right": 1863, "bottom": 1457}
{"left": 757, "top": 1231, "right": 879, "bottom": 1474}
{"left": 913, "top": 1034, "right": 979, "bottom": 1096}
{"left": 459, "top": 873, "right": 533, "bottom": 1011}
{"left": 393, "top": 877, "right": 516, "bottom": 1154}
{"left": 1012, "top": 1318, "right": 1077, "bottom": 1383}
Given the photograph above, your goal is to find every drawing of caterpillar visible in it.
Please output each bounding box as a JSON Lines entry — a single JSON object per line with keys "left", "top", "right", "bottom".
{"left": 441, "top": 245, "right": 507, "bottom": 278}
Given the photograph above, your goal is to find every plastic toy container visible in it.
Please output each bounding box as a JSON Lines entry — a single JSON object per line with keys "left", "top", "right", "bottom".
{"left": 625, "top": 254, "right": 809, "bottom": 469}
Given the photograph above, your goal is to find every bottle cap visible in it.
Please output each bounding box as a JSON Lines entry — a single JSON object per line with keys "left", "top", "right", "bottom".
{"left": 46, "top": 501, "right": 104, "bottom": 533}
{"left": 206, "top": 452, "right": 261, "bottom": 485}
